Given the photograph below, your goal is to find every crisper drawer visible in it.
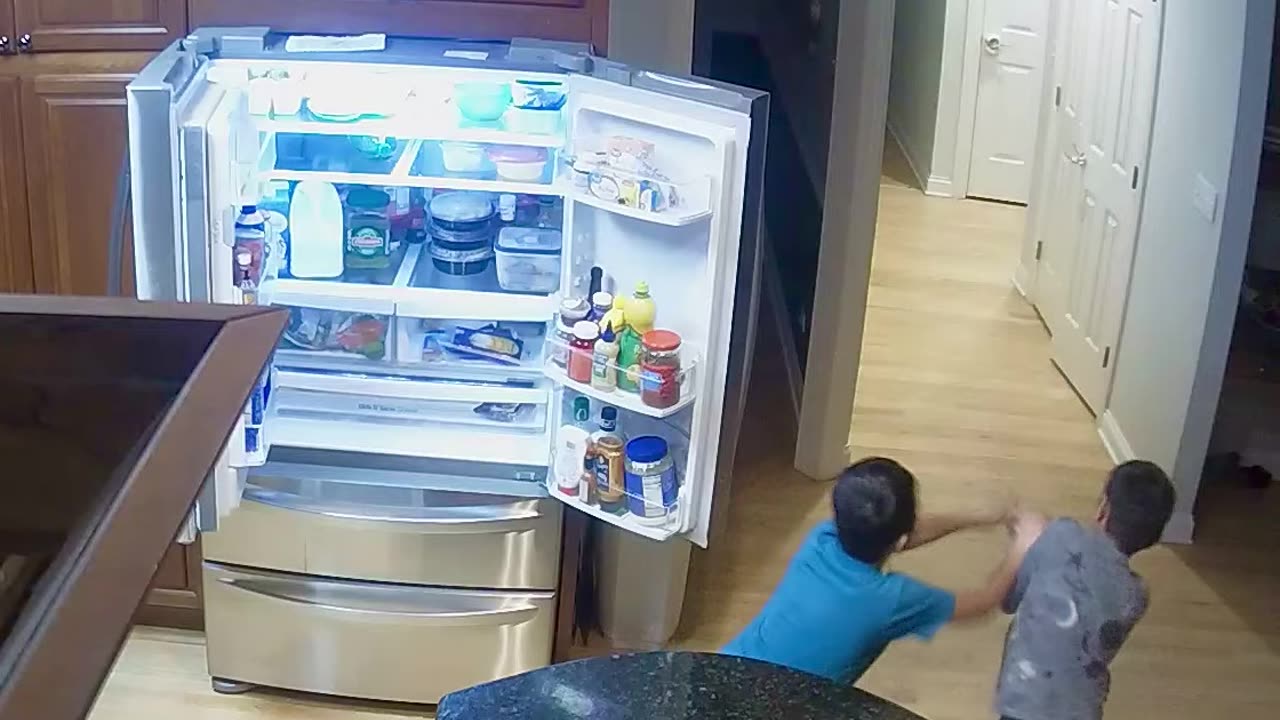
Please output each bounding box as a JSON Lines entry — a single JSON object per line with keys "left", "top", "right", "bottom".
{"left": 204, "top": 474, "right": 562, "bottom": 590}
{"left": 203, "top": 563, "right": 555, "bottom": 705}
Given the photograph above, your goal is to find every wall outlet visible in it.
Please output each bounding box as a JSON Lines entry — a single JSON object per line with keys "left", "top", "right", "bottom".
{"left": 1193, "top": 173, "right": 1219, "bottom": 223}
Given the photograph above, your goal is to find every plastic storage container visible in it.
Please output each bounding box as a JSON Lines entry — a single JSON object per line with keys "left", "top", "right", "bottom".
{"left": 495, "top": 227, "right": 562, "bottom": 293}
{"left": 454, "top": 82, "right": 511, "bottom": 122}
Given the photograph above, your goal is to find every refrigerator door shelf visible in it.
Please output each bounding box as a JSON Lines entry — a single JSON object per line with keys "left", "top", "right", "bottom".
{"left": 559, "top": 155, "right": 714, "bottom": 227}
{"left": 546, "top": 389, "right": 691, "bottom": 541}
{"left": 269, "top": 412, "right": 551, "bottom": 467}
{"left": 542, "top": 335, "right": 697, "bottom": 419}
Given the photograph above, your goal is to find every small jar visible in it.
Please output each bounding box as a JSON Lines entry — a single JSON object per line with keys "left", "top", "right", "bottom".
{"left": 345, "top": 187, "right": 392, "bottom": 270}
{"left": 640, "top": 330, "right": 682, "bottom": 409}
{"left": 624, "top": 436, "right": 678, "bottom": 522}
{"left": 567, "top": 321, "right": 599, "bottom": 384}
{"left": 552, "top": 297, "right": 590, "bottom": 368}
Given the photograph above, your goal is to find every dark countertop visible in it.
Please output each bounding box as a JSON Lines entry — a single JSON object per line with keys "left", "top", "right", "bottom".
{"left": 437, "top": 652, "right": 926, "bottom": 720}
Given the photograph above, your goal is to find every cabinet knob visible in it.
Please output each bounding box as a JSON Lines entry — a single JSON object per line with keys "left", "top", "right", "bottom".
{"left": 0, "top": 36, "right": 10, "bottom": 55}
{"left": 17, "top": 34, "right": 32, "bottom": 52}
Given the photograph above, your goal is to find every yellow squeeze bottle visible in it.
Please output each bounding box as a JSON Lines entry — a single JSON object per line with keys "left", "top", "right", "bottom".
{"left": 616, "top": 282, "right": 656, "bottom": 393}
{"left": 626, "top": 281, "right": 657, "bottom": 331}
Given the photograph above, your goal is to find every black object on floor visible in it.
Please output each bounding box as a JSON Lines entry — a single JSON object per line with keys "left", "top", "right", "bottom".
{"left": 437, "top": 651, "right": 926, "bottom": 719}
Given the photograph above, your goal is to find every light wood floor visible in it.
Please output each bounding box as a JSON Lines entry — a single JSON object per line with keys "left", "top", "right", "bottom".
{"left": 90, "top": 146, "right": 1280, "bottom": 719}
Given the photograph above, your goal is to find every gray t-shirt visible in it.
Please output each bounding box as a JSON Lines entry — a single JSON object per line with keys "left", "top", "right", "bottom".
{"left": 996, "top": 519, "right": 1148, "bottom": 720}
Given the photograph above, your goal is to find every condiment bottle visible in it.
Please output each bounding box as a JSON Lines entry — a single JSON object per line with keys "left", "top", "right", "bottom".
{"left": 601, "top": 296, "right": 627, "bottom": 334}
{"left": 592, "top": 328, "right": 620, "bottom": 392}
{"left": 590, "top": 291, "right": 614, "bottom": 323}
{"left": 567, "top": 321, "right": 599, "bottom": 384}
{"left": 594, "top": 435, "right": 627, "bottom": 514}
{"left": 617, "top": 283, "right": 655, "bottom": 393}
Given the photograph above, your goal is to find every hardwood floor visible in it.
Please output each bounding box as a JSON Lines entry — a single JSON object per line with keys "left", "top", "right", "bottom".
{"left": 90, "top": 145, "right": 1280, "bottom": 718}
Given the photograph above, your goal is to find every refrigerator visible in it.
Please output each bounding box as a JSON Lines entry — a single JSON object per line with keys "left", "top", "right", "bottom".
{"left": 127, "top": 27, "right": 768, "bottom": 705}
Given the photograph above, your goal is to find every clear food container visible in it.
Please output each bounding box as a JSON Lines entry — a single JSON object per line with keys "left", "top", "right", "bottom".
{"left": 495, "top": 227, "right": 562, "bottom": 294}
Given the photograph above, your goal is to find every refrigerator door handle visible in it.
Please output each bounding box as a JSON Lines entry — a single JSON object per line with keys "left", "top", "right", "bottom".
{"left": 242, "top": 486, "right": 547, "bottom": 534}
{"left": 211, "top": 567, "right": 553, "bottom": 627}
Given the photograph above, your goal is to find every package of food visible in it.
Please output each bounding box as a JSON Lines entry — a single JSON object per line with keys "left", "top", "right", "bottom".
{"left": 607, "top": 136, "right": 655, "bottom": 173}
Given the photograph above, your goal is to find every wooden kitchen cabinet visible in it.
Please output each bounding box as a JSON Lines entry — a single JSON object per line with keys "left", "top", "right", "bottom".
{"left": 134, "top": 541, "right": 204, "bottom": 630}
{"left": 12, "top": 0, "right": 187, "bottom": 52}
{"left": 19, "top": 54, "right": 149, "bottom": 297}
{"left": 0, "top": 77, "right": 34, "bottom": 293}
{"left": 190, "top": 0, "right": 610, "bottom": 50}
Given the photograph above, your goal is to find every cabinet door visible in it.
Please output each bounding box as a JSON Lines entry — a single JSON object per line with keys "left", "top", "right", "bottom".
{"left": 189, "top": 0, "right": 609, "bottom": 50}
{"left": 0, "top": 76, "right": 34, "bottom": 293}
{"left": 22, "top": 54, "right": 150, "bottom": 296}
{"left": 134, "top": 541, "right": 203, "bottom": 630}
{"left": 13, "top": 0, "right": 187, "bottom": 52}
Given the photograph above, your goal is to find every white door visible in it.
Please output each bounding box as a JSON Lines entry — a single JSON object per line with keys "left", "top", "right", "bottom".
{"left": 1036, "top": 0, "right": 1163, "bottom": 413}
{"left": 968, "top": 0, "right": 1051, "bottom": 203}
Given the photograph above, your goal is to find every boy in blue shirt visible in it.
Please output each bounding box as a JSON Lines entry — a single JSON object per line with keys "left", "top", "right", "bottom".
{"left": 723, "top": 456, "right": 1035, "bottom": 683}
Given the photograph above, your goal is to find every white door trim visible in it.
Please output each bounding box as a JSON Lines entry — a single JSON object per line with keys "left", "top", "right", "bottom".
{"left": 951, "top": 0, "right": 988, "bottom": 201}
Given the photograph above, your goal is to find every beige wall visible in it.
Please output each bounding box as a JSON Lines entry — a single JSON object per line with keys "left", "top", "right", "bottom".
{"left": 608, "top": 0, "right": 695, "bottom": 74}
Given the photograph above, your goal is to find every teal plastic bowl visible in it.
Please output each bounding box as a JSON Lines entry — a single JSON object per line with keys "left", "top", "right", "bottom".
{"left": 455, "top": 82, "right": 512, "bottom": 122}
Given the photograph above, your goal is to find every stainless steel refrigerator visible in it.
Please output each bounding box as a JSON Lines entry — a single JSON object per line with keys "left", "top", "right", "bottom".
{"left": 128, "top": 26, "right": 767, "bottom": 704}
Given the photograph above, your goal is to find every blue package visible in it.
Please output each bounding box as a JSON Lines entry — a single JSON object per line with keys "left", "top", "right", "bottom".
{"left": 250, "top": 386, "right": 265, "bottom": 425}
{"left": 244, "top": 427, "right": 261, "bottom": 454}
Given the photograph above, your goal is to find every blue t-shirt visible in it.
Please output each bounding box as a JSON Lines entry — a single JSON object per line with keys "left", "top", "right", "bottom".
{"left": 722, "top": 521, "right": 956, "bottom": 683}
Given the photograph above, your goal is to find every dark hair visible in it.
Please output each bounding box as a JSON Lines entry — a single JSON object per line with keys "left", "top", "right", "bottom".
{"left": 1103, "top": 460, "right": 1176, "bottom": 555}
{"left": 832, "top": 457, "right": 918, "bottom": 564}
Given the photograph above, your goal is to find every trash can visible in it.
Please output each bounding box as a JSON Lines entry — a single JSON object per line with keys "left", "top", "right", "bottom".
{"left": 596, "top": 523, "right": 692, "bottom": 649}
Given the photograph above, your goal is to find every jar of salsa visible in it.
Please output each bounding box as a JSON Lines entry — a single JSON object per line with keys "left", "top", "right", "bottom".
{"left": 640, "top": 330, "right": 682, "bottom": 409}
{"left": 567, "top": 321, "right": 599, "bottom": 384}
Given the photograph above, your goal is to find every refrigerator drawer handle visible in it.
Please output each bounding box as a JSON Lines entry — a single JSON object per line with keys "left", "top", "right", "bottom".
{"left": 242, "top": 486, "right": 545, "bottom": 534}
{"left": 216, "top": 577, "right": 546, "bottom": 627}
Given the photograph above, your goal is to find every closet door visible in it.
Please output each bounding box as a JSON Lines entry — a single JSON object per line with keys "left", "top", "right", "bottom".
{"left": 1035, "top": 0, "right": 1162, "bottom": 413}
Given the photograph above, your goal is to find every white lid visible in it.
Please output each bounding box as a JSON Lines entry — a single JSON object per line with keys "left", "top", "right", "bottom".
{"left": 497, "top": 227, "right": 562, "bottom": 254}
{"left": 592, "top": 291, "right": 614, "bottom": 308}
{"left": 573, "top": 321, "right": 600, "bottom": 341}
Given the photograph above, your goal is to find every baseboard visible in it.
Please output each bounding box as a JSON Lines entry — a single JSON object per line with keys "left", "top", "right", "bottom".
{"left": 1097, "top": 410, "right": 1135, "bottom": 464}
{"left": 1012, "top": 261, "right": 1034, "bottom": 301}
{"left": 924, "top": 173, "right": 957, "bottom": 198}
{"left": 1161, "top": 510, "right": 1196, "bottom": 544}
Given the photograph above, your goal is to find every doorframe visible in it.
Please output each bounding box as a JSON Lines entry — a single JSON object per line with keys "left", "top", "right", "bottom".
{"left": 793, "top": 0, "right": 896, "bottom": 480}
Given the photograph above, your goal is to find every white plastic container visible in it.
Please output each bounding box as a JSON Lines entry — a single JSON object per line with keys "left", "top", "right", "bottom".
{"left": 440, "top": 141, "right": 488, "bottom": 172}
{"left": 288, "top": 181, "right": 345, "bottom": 279}
{"left": 487, "top": 147, "right": 548, "bottom": 182}
{"left": 495, "top": 227, "right": 562, "bottom": 294}
{"left": 507, "top": 107, "right": 562, "bottom": 135}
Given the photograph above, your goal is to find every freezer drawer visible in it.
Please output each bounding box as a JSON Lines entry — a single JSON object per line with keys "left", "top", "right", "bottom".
{"left": 203, "top": 563, "right": 555, "bottom": 704}
{"left": 204, "top": 476, "right": 562, "bottom": 590}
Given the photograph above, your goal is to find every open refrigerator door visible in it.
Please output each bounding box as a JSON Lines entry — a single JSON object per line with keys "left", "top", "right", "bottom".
{"left": 544, "top": 69, "right": 761, "bottom": 547}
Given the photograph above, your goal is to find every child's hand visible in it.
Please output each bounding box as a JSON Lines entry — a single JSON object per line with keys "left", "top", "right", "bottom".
{"left": 1010, "top": 509, "right": 1048, "bottom": 556}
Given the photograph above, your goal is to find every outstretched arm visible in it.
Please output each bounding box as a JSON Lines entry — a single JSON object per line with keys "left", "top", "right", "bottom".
{"left": 904, "top": 503, "right": 1011, "bottom": 551}
{"left": 950, "top": 512, "right": 1043, "bottom": 622}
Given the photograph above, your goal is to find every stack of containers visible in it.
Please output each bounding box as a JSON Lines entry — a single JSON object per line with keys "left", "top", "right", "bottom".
{"left": 427, "top": 192, "right": 496, "bottom": 276}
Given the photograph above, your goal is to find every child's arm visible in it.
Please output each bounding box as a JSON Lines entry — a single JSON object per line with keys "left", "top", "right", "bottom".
{"left": 904, "top": 502, "right": 1011, "bottom": 551}
{"left": 949, "top": 516, "right": 1040, "bottom": 622}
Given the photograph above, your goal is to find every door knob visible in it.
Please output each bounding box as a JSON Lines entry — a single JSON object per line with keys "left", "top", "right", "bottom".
{"left": 0, "top": 37, "right": 10, "bottom": 55}
{"left": 983, "top": 34, "right": 1002, "bottom": 55}
{"left": 17, "top": 33, "right": 31, "bottom": 52}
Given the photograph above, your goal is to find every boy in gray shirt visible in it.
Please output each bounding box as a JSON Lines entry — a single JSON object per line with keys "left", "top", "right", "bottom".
{"left": 998, "top": 461, "right": 1176, "bottom": 720}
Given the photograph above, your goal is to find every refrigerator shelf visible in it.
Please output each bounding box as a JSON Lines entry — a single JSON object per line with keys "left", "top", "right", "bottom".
{"left": 567, "top": 190, "right": 712, "bottom": 227}
{"left": 274, "top": 367, "right": 548, "bottom": 406}
{"left": 269, "top": 413, "right": 551, "bottom": 467}
{"left": 260, "top": 131, "right": 565, "bottom": 196}
{"left": 256, "top": 114, "right": 565, "bottom": 150}
{"left": 258, "top": 244, "right": 557, "bottom": 324}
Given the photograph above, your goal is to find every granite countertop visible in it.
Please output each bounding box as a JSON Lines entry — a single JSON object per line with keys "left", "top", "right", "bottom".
{"left": 437, "top": 652, "right": 926, "bottom": 720}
